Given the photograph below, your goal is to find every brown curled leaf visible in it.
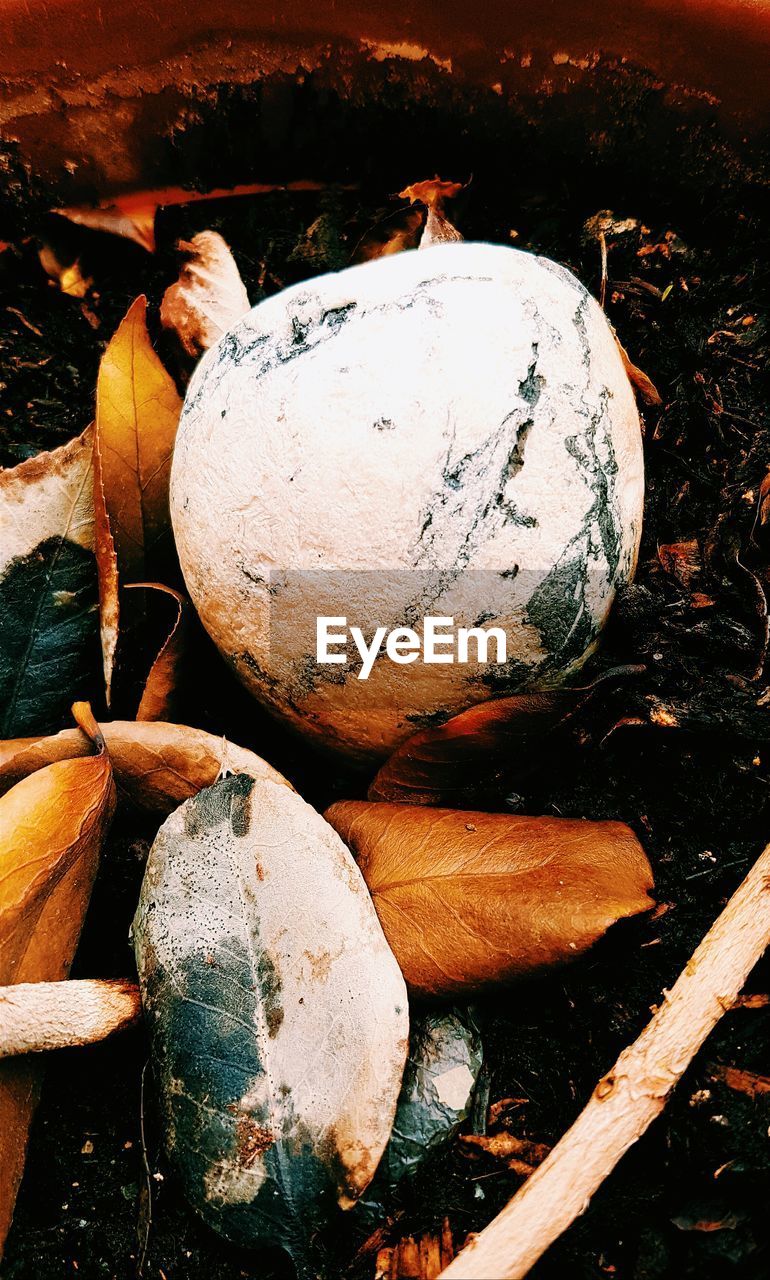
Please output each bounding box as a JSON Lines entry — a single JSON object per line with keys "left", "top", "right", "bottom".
{"left": 123, "top": 583, "right": 190, "bottom": 722}
{"left": 0, "top": 702, "right": 115, "bottom": 1253}
{"left": 369, "top": 666, "right": 643, "bottom": 807}
{"left": 325, "top": 802, "right": 655, "bottom": 998}
{"left": 0, "top": 719, "right": 289, "bottom": 814}
{"left": 615, "top": 334, "right": 662, "bottom": 406}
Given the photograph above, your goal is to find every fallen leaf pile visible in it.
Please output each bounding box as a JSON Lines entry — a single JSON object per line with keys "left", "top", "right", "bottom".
{"left": 0, "top": 195, "right": 661, "bottom": 1275}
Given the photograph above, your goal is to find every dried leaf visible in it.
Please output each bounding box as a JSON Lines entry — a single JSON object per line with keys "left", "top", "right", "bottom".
{"left": 124, "top": 583, "right": 189, "bottom": 722}
{"left": 356, "top": 1009, "right": 482, "bottom": 1228}
{"left": 133, "top": 774, "right": 408, "bottom": 1272}
{"left": 615, "top": 334, "right": 662, "bottom": 406}
{"left": 56, "top": 205, "right": 157, "bottom": 253}
{"left": 0, "top": 720, "right": 290, "bottom": 813}
{"left": 37, "top": 243, "right": 93, "bottom": 296}
{"left": 368, "top": 667, "right": 641, "bottom": 807}
{"left": 459, "top": 1132, "right": 550, "bottom": 1171}
{"left": 0, "top": 429, "right": 100, "bottom": 737}
{"left": 399, "top": 179, "right": 465, "bottom": 210}
{"left": 752, "top": 469, "right": 770, "bottom": 552}
{"left": 375, "top": 1221, "right": 456, "bottom": 1279}
{"left": 658, "top": 539, "right": 703, "bottom": 590}
{"left": 710, "top": 1064, "right": 770, "bottom": 1097}
{"left": 326, "top": 803, "right": 655, "bottom": 998}
{"left": 160, "top": 232, "right": 250, "bottom": 359}
{"left": 0, "top": 702, "right": 115, "bottom": 1253}
{"left": 56, "top": 182, "right": 347, "bottom": 253}
{"left": 353, "top": 207, "right": 425, "bottom": 264}
{"left": 93, "top": 296, "right": 182, "bottom": 701}
{"left": 399, "top": 178, "right": 465, "bottom": 249}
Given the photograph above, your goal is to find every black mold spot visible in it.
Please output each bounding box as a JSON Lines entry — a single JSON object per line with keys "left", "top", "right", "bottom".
{"left": 478, "top": 655, "right": 531, "bottom": 692}
{"left": 320, "top": 301, "right": 357, "bottom": 331}
{"left": 257, "top": 952, "right": 284, "bottom": 1038}
{"left": 518, "top": 346, "right": 545, "bottom": 407}
{"left": 183, "top": 772, "right": 255, "bottom": 840}
{"left": 525, "top": 554, "right": 596, "bottom": 665}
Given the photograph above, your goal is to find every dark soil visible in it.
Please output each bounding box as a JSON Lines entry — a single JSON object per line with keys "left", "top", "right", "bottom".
{"left": 3, "top": 61, "right": 770, "bottom": 1280}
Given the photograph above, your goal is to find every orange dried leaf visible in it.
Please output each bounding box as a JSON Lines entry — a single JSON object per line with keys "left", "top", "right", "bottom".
{"left": 0, "top": 720, "right": 289, "bottom": 814}
{"left": 125, "top": 583, "right": 189, "bottom": 722}
{"left": 398, "top": 177, "right": 464, "bottom": 249}
{"left": 56, "top": 182, "right": 349, "bottom": 253}
{"left": 615, "top": 335, "right": 662, "bottom": 406}
{"left": 711, "top": 1064, "right": 770, "bottom": 1098}
{"left": 0, "top": 705, "right": 115, "bottom": 1252}
{"left": 326, "top": 802, "right": 655, "bottom": 998}
{"left": 658, "top": 539, "right": 703, "bottom": 590}
{"left": 93, "top": 296, "right": 182, "bottom": 702}
{"left": 368, "top": 668, "right": 641, "bottom": 807}
{"left": 459, "top": 1132, "right": 550, "bottom": 1168}
{"left": 399, "top": 178, "right": 465, "bottom": 209}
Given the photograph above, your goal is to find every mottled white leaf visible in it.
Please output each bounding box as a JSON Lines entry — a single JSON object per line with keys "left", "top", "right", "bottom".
{"left": 133, "top": 772, "right": 408, "bottom": 1272}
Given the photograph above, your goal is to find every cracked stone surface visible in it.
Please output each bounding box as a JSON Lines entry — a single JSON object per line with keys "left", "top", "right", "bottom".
{"left": 171, "top": 242, "right": 644, "bottom": 761}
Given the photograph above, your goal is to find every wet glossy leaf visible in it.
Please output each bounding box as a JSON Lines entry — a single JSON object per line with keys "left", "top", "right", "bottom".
{"left": 326, "top": 802, "right": 655, "bottom": 998}
{"left": 0, "top": 719, "right": 290, "bottom": 813}
{"left": 133, "top": 773, "right": 408, "bottom": 1272}
{"left": 0, "top": 430, "right": 100, "bottom": 737}
{"left": 0, "top": 703, "right": 115, "bottom": 1252}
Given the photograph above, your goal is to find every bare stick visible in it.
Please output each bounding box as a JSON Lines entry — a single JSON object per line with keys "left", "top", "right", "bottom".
{"left": 440, "top": 839, "right": 770, "bottom": 1279}
{"left": 0, "top": 979, "right": 141, "bottom": 1056}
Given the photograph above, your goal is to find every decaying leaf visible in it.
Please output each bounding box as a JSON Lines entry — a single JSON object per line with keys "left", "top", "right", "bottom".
{"left": 658, "top": 539, "right": 703, "bottom": 590}
{"left": 133, "top": 773, "right": 408, "bottom": 1271}
{"left": 37, "top": 242, "right": 93, "bottom": 297}
{"left": 0, "top": 429, "right": 100, "bottom": 737}
{"left": 375, "top": 1219, "right": 456, "bottom": 1280}
{"left": 399, "top": 178, "right": 464, "bottom": 249}
{"left": 93, "top": 296, "right": 182, "bottom": 700}
{"left": 0, "top": 719, "right": 289, "bottom": 813}
{"left": 356, "top": 1009, "right": 482, "bottom": 1226}
{"left": 353, "top": 207, "right": 425, "bottom": 264}
{"left": 710, "top": 1063, "right": 770, "bottom": 1098}
{"left": 459, "top": 1131, "right": 550, "bottom": 1177}
{"left": 160, "top": 231, "right": 251, "bottom": 360}
{"left": 123, "top": 583, "right": 190, "bottom": 722}
{"left": 615, "top": 333, "right": 662, "bottom": 406}
{"left": 368, "top": 668, "right": 642, "bottom": 808}
{"left": 55, "top": 182, "right": 348, "bottom": 254}
{"left": 326, "top": 803, "right": 655, "bottom": 998}
{"left": 0, "top": 702, "right": 115, "bottom": 1253}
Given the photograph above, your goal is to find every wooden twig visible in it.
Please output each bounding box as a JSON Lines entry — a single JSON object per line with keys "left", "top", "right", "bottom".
{"left": 439, "top": 840, "right": 770, "bottom": 1279}
{"left": 0, "top": 979, "right": 141, "bottom": 1056}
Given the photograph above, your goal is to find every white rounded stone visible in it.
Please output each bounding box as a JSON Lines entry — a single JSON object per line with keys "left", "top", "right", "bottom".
{"left": 171, "top": 242, "right": 644, "bottom": 762}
